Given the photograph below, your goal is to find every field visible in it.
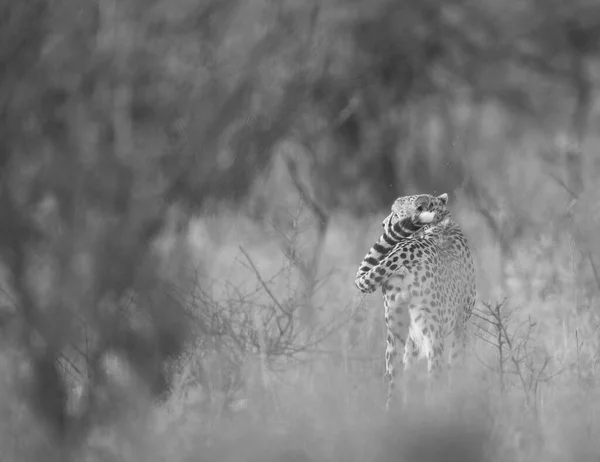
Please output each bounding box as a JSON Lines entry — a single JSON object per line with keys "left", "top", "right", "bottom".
{"left": 2, "top": 144, "right": 600, "bottom": 462}
{"left": 34, "top": 175, "right": 597, "bottom": 462}
{"left": 151, "top": 191, "right": 597, "bottom": 462}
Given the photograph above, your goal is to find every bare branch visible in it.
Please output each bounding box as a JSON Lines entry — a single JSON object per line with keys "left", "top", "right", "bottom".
{"left": 239, "top": 246, "right": 291, "bottom": 317}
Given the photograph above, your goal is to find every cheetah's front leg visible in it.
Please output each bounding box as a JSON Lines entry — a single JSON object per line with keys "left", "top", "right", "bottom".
{"left": 401, "top": 336, "right": 419, "bottom": 407}
{"left": 425, "top": 337, "right": 445, "bottom": 404}
{"left": 383, "top": 280, "right": 412, "bottom": 412}
{"left": 448, "top": 324, "right": 468, "bottom": 389}
{"left": 384, "top": 322, "right": 397, "bottom": 412}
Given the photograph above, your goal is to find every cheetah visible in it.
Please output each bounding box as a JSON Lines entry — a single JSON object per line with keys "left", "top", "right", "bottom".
{"left": 355, "top": 193, "right": 476, "bottom": 411}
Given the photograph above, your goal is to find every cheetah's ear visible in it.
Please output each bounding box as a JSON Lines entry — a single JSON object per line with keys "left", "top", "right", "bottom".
{"left": 437, "top": 193, "right": 449, "bottom": 205}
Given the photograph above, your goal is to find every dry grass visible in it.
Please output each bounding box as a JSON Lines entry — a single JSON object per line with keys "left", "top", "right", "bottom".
{"left": 3, "top": 192, "right": 600, "bottom": 462}
{"left": 59, "top": 200, "right": 599, "bottom": 462}
{"left": 3, "top": 138, "right": 600, "bottom": 462}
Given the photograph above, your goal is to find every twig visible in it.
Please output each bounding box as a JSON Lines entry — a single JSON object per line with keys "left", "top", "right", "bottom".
{"left": 544, "top": 169, "right": 578, "bottom": 199}
{"left": 239, "top": 246, "right": 291, "bottom": 317}
{"left": 284, "top": 156, "right": 328, "bottom": 233}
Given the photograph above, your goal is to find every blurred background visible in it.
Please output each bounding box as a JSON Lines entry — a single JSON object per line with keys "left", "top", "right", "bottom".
{"left": 1, "top": 0, "right": 600, "bottom": 460}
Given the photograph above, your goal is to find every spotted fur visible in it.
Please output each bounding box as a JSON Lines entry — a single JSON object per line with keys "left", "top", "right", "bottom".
{"left": 354, "top": 193, "right": 476, "bottom": 411}
{"left": 355, "top": 193, "right": 449, "bottom": 294}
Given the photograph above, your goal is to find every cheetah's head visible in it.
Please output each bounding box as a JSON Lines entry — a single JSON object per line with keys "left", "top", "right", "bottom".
{"left": 383, "top": 193, "right": 449, "bottom": 229}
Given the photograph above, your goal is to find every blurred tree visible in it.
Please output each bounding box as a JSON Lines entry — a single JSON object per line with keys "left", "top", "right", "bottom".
{"left": 279, "top": 0, "right": 600, "bottom": 215}
{"left": 0, "top": 0, "right": 196, "bottom": 453}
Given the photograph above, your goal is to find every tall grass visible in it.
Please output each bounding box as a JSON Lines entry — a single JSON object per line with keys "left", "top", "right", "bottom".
{"left": 91, "top": 192, "right": 599, "bottom": 462}
{"left": 3, "top": 123, "right": 600, "bottom": 462}
{"left": 4, "top": 177, "right": 600, "bottom": 461}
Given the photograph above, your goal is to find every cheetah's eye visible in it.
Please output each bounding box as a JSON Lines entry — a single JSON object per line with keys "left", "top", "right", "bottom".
{"left": 415, "top": 201, "right": 429, "bottom": 212}
{"left": 415, "top": 196, "right": 431, "bottom": 210}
